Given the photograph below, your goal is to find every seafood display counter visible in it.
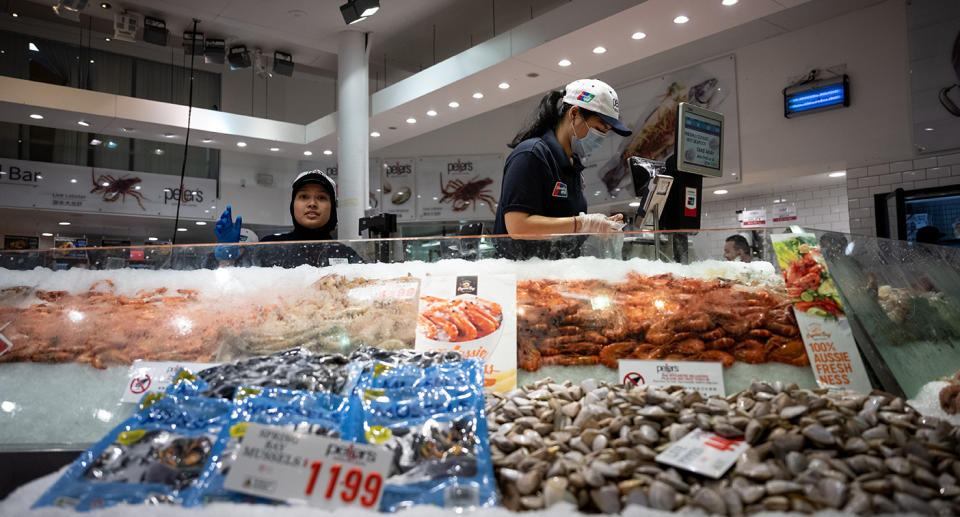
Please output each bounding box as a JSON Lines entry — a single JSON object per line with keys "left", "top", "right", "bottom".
{"left": 1, "top": 228, "right": 960, "bottom": 514}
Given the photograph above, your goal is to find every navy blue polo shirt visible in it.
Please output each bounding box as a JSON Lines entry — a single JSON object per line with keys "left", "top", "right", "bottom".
{"left": 493, "top": 130, "right": 587, "bottom": 259}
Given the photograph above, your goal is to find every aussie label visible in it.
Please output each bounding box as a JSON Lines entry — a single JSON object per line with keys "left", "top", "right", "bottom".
{"left": 770, "top": 233, "right": 870, "bottom": 393}
{"left": 224, "top": 423, "right": 390, "bottom": 509}
{"left": 618, "top": 360, "right": 725, "bottom": 397}
{"left": 684, "top": 187, "right": 697, "bottom": 217}
{"left": 656, "top": 429, "right": 749, "bottom": 479}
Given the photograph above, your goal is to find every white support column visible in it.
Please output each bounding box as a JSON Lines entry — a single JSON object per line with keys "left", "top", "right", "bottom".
{"left": 336, "top": 30, "right": 369, "bottom": 239}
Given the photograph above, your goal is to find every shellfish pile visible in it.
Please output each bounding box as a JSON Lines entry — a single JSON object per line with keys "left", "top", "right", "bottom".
{"left": 487, "top": 378, "right": 960, "bottom": 515}
{"left": 517, "top": 273, "right": 807, "bottom": 372}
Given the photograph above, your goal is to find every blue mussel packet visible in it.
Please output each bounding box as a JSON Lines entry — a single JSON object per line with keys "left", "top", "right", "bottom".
{"left": 32, "top": 393, "right": 232, "bottom": 511}
{"left": 351, "top": 359, "right": 497, "bottom": 512}
{"left": 185, "top": 386, "right": 351, "bottom": 506}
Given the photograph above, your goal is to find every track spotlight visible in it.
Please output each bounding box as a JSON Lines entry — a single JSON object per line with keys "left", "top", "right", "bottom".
{"left": 204, "top": 38, "right": 225, "bottom": 64}
{"left": 52, "top": 0, "right": 88, "bottom": 22}
{"left": 228, "top": 45, "right": 251, "bottom": 69}
{"left": 340, "top": 0, "right": 378, "bottom": 25}
{"left": 142, "top": 16, "right": 167, "bottom": 46}
{"left": 182, "top": 31, "right": 203, "bottom": 56}
{"left": 273, "top": 51, "right": 294, "bottom": 77}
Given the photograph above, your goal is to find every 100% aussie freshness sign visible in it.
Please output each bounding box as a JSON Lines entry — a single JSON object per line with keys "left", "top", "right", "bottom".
{"left": 223, "top": 423, "right": 391, "bottom": 509}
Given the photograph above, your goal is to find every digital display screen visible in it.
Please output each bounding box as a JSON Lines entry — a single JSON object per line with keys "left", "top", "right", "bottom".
{"left": 681, "top": 112, "right": 722, "bottom": 172}
{"left": 786, "top": 83, "right": 846, "bottom": 113}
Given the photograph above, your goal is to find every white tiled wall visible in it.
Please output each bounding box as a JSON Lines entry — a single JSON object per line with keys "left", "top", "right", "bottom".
{"left": 693, "top": 185, "right": 849, "bottom": 262}
{"left": 846, "top": 151, "right": 960, "bottom": 236}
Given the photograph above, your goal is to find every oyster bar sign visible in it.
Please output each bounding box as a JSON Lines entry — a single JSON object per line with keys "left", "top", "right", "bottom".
{"left": 0, "top": 159, "right": 215, "bottom": 219}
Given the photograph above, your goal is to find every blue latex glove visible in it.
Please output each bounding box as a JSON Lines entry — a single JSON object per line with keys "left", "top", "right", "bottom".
{"left": 214, "top": 206, "right": 242, "bottom": 243}
{"left": 214, "top": 206, "right": 242, "bottom": 261}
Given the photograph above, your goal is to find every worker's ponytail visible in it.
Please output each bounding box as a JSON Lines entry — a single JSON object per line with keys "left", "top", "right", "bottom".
{"left": 508, "top": 90, "right": 570, "bottom": 148}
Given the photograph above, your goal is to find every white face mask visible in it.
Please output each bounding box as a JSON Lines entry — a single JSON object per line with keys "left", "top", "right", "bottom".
{"left": 570, "top": 114, "right": 608, "bottom": 158}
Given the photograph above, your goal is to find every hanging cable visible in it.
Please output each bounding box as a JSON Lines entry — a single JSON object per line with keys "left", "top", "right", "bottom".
{"left": 171, "top": 18, "right": 200, "bottom": 245}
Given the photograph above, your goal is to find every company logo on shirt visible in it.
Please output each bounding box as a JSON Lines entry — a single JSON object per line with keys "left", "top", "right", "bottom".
{"left": 577, "top": 91, "right": 595, "bottom": 103}
{"left": 552, "top": 182, "right": 568, "bottom": 198}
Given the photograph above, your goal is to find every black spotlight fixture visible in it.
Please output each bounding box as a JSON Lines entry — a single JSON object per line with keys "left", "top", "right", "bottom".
{"left": 182, "top": 31, "right": 204, "bottom": 55}
{"left": 204, "top": 38, "right": 225, "bottom": 64}
{"left": 273, "top": 51, "right": 294, "bottom": 77}
{"left": 228, "top": 45, "right": 251, "bottom": 69}
{"left": 339, "top": 0, "right": 378, "bottom": 25}
{"left": 142, "top": 16, "right": 167, "bottom": 46}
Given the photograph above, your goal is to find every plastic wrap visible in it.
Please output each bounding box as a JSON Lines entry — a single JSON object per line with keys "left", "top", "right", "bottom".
{"left": 188, "top": 387, "right": 350, "bottom": 506}
{"left": 352, "top": 359, "right": 496, "bottom": 512}
{"left": 32, "top": 394, "right": 232, "bottom": 511}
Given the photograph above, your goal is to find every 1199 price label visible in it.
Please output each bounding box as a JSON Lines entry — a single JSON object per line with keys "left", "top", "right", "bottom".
{"left": 223, "top": 423, "right": 391, "bottom": 509}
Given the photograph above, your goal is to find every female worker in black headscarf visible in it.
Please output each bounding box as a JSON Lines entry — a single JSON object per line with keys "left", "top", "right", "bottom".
{"left": 215, "top": 170, "right": 362, "bottom": 267}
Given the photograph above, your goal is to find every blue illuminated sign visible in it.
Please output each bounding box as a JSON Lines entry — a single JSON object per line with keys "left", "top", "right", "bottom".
{"left": 784, "top": 75, "right": 849, "bottom": 118}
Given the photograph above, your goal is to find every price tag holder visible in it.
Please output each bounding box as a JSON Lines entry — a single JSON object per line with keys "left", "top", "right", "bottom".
{"left": 655, "top": 428, "right": 749, "bottom": 479}
{"left": 224, "top": 423, "right": 391, "bottom": 509}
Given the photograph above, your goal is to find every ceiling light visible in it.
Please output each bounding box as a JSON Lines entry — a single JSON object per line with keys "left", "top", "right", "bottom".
{"left": 89, "top": 59, "right": 94, "bottom": 64}
{"left": 134, "top": 185, "right": 140, "bottom": 190}
{"left": 713, "top": 189, "right": 728, "bottom": 195}
{"left": 722, "top": 0, "right": 738, "bottom": 5}
{"left": 28, "top": 42, "right": 39, "bottom": 52}
{"left": 236, "top": 141, "right": 247, "bottom": 147}
{"left": 147, "top": 237, "right": 158, "bottom": 241}
{"left": 498, "top": 82, "right": 510, "bottom": 89}
{"left": 195, "top": 221, "right": 207, "bottom": 226}
{"left": 228, "top": 46, "right": 251, "bottom": 69}
{"left": 406, "top": 117, "right": 417, "bottom": 124}
{"left": 592, "top": 46, "right": 606, "bottom": 54}
{"left": 303, "top": 151, "right": 313, "bottom": 156}
{"left": 632, "top": 31, "right": 647, "bottom": 40}
{"left": 104, "top": 37, "right": 110, "bottom": 42}
{"left": 29, "top": 114, "right": 43, "bottom": 120}
{"left": 11, "top": 12, "right": 18, "bottom": 18}
{"left": 89, "top": 139, "right": 102, "bottom": 146}
{"left": 177, "top": 228, "right": 187, "bottom": 232}
{"left": 828, "top": 171, "right": 846, "bottom": 178}
{"left": 924, "top": 127, "right": 934, "bottom": 131}
{"left": 201, "top": 138, "right": 213, "bottom": 143}
{"left": 163, "top": 133, "right": 176, "bottom": 138}
{"left": 106, "top": 141, "right": 117, "bottom": 148}
{"left": 77, "top": 120, "right": 90, "bottom": 127}
{"left": 273, "top": 50, "right": 294, "bottom": 76}
{"left": 42, "top": 232, "right": 53, "bottom": 237}
{"left": 472, "top": 92, "right": 483, "bottom": 99}
{"left": 426, "top": 110, "right": 438, "bottom": 116}
{"left": 269, "top": 147, "right": 280, "bottom": 152}
{"left": 70, "top": 178, "right": 77, "bottom": 183}
{"left": 154, "top": 148, "right": 164, "bottom": 155}
{"left": 323, "top": 149, "right": 333, "bottom": 155}
{"left": 674, "top": 15, "right": 689, "bottom": 24}
{"left": 448, "top": 101, "right": 460, "bottom": 108}
{"left": 100, "top": 2, "right": 110, "bottom": 8}
{"left": 370, "top": 131, "right": 381, "bottom": 137}
{"left": 120, "top": 127, "right": 133, "bottom": 132}
{"left": 58, "top": 221, "right": 71, "bottom": 226}
{"left": 101, "top": 181, "right": 109, "bottom": 186}
{"left": 558, "top": 59, "right": 572, "bottom": 67}
{"left": 356, "top": 0, "right": 379, "bottom": 17}
{"left": 628, "top": 201, "right": 641, "bottom": 207}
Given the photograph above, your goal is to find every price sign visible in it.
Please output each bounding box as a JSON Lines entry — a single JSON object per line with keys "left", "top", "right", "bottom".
{"left": 655, "top": 428, "right": 749, "bottom": 478}
{"left": 224, "top": 423, "right": 391, "bottom": 509}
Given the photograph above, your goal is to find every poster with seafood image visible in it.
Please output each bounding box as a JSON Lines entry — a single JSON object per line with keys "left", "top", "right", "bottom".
{"left": 415, "top": 274, "right": 517, "bottom": 392}
{"left": 415, "top": 154, "right": 503, "bottom": 221}
{"left": 586, "top": 55, "right": 741, "bottom": 202}
{"left": 770, "top": 233, "right": 870, "bottom": 393}
{"left": 379, "top": 158, "right": 417, "bottom": 220}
